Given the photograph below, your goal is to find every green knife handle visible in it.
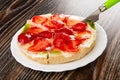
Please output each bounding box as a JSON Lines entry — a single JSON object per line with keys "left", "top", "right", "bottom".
{"left": 104, "top": 0, "right": 120, "bottom": 9}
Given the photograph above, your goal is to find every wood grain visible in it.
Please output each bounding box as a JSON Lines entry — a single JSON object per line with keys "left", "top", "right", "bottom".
{"left": 0, "top": 0, "right": 120, "bottom": 80}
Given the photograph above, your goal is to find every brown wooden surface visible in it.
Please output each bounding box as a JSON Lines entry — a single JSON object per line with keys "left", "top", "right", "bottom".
{"left": 0, "top": 0, "right": 120, "bottom": 80}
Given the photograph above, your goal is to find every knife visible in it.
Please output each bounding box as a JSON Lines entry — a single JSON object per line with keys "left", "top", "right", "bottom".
{"left": 84, "top": 0, "right": 120, "bottom": 22}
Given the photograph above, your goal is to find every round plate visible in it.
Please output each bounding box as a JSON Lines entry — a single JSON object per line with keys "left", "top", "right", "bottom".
{"left": 10, "top": 16, "right": 107, "bottom": 72}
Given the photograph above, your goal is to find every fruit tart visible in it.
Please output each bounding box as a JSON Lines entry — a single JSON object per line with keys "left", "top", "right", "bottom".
{"left": 17, "top": 14, "right": 96, "bottom": 64}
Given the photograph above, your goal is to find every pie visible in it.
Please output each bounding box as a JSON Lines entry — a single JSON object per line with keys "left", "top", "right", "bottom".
{"left": 17, "top": 14, "right": 96, "bottom": 64}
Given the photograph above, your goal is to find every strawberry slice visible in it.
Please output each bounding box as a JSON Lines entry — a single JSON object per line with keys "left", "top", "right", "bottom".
{"left": 74, "top": 38, "right": 85, "bottom": 46}
{"left": 53, "top": 33, "right": 71, "bottom": 48}
{"left": 38, "top": 31, "right": 53, "bottom": 38}
{"left": 32, "top": 15, "right": 47, "bottom": 24}
{"left": 62, "top": 38, "right": 81, "bottom": 52}
{"left": 44, "top": 20, "right": 64, "bottom": 30}
{"left": 75, "top": 30, "right": 91, "bottom": 39}
{"left": 26, "top": 27, "right": 42, "bottom": 34}
{"left": 43, "top": 19, "right": 55, "bottom": 29}
{"left": 62, "top": 44, "right": 78, "bottom": 52}
{"left": 51, "top": 20, "right": 64, "bottom": 29}
{"left": 66, "top": 19, "right": 81, "bottom": 27}
{"left": 62, "top": 38, "right": 88, "bottom": 52}
{"left": 62, "top": 16, "right": 69, "bottom": 24}
{"left": 55, "top": 28, "right": 73, "bottom": 35}
{"left": 50, "top": 14, "right": 68, "bottom": 22}
{"left": 18, "top": 33, "right": 34, "bottom": 44}
{"left": 28, "top": 38, "right": 51, "bottom": 52}
{"left": 72, "top": 22, "right": 87, "bottom": 31}
{"left": 50, "top": 14, "right": 61, "bottom": 21}
{"left": 53, "top": 33, "right": 78, "bottom": 52}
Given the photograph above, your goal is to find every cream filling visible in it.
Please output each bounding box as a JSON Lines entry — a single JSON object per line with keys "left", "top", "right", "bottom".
{"left": 27, "top": 52, "right": 48, "bottom": 58}
{"left": 62, "top": 52, "right": 74, "bottom": 57}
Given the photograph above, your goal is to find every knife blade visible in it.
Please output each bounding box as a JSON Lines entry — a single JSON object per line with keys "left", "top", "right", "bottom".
{"left": 83, "top": 5, "right": 106, "bottom": 22}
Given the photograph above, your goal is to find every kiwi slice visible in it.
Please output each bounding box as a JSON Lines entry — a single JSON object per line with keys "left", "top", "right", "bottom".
{"left": 86, "top": 20, "right": 96, "bottom": 29}
{"left": 21, "top": 23, "right": 30, "bottom": 33}
{"left": 40, "top": 51, "right": 48, "bottom": 54}
{"left": 50, "top": 51, "right": 61, "bottom": 54}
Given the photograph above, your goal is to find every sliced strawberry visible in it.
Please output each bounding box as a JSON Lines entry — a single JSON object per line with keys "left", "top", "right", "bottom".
{"left": 44, "top": 20, "right": 64, "bottom": 30}
{"left": 28, "top": 38, "right": 51, "bottom": 52}
{"left": 72, "top": 22, "right": 87, "bottom": 31}
{"left": 74, "top": 38, "right": 83, "bottom": 46}
{"left": 43, "top": 19, "right": 55, "bottom": 29}
{"left": 63, "top": 38, "right": 82, "bottom": 52}
{"left": 55, "top": 28, "right": 73, "bottom": 35}
{"left": 26, "top": 27, "right": 42, "bottom": 34}
{"left": 51, "top": 20, "right": 64, "bottom": 29}
{"left": 50, "top": 14, "right": 70, "bottom": 24}
{"left": 50, "top": 14, "right": 61, "bottom": 21}
{"left": 53, "top": 33, "right": 78, "bottom": 52}
{"left": 62, "top": 16, "right": 69, "bottom": 24}
{"left": 66, "top": 19, "right": 81, "bottom": 27}
{"left": 18, "top": 33, "right": 34, "bottom": 44}
{"left": 75, "top": 30, "right": 91, "bottom": 39}
{"left": 53, "top": 33, "right": 71, "bottom": 48}
{"left": 62, "top": 44, "right": 78, "bottom": 52}
{"left": 62, "top": 38, "right": 88, "bottom": 52}
{"left": 32, "top": 15, "right": 47, "bottom": 24}
{"left": 80, "top": 38, "right": 88, "bottom": 43}
{"left": 75, "top": 38, "right": 88, "bottom": 45}
{"left": 38, "top": 31, "right": 53, "bottom": 38}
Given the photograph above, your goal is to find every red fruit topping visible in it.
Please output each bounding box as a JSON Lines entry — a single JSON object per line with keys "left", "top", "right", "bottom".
{"left": 28, "top": 38, "right": 51, "bottom": 52}
{"left": 74, "top": 38, "right": 87, "bottom": 46}
{"left": 55, "top": 28, "right": 73, "bottom": 35}
{"left": 72, "top": 22, "right": 87, "bottom": 31}
{"left": 43, "top": 20, "right": 55, "bottom": 29}
{"left": 53, "top": 33, "right": 71, "bottom": 48}
{"left": 50, "top": 14, "right": 68, "bottom": 22}
{"left": 19, "top": 14, "right": 90, "bottom": 52}
{"left": 66, "top": 19, "right": 81, "bottom": 27}
{"left": 50, "top": 14, "right": 61, "bottom": 21}
{"left": 38, "top": 31, "right": 53, "bottom": 38}
{"left": 62, "top": 16, "right": 69, "bottom": 23}
{"left": 62, "top": 38, "right": 88, "bottom": 52}
{"left": 26, "top": 27, "right": 42, "bottom": 34}
{"left": 53, "top": 33, "right": 78, "bottom": 52}
{"left": 18, "top": 33, "right": 34, "bottom": 44}
{"left": 80, "top": 30, "right": 91, "bottom": 34}
{"left": 32, "top": 15, "right": 47, "bottom": 24}
{"left": 44, "top": 20, "right": 64, "bottom": 30}
{"left": 62, "top": 44, "right": 78, "bottom": 52}
{"left": 51, "top": 20, "right": 64, "bottom": 29}
{"left": 75, "top": 30, "right": 91, "bottom": 39}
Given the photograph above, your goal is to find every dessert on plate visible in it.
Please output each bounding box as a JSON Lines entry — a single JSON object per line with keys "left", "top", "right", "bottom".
{"left": 17, "top": 14, "right": 96, "bottom": 64}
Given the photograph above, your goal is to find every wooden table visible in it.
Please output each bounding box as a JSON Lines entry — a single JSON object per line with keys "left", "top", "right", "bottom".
{"left": 0, "top": 0, "right": 120, "bottom": 80}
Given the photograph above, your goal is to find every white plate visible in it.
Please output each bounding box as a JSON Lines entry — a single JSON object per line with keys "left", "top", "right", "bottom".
{"left": 10, "top": 16, "right": 107, "bottom": 72}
